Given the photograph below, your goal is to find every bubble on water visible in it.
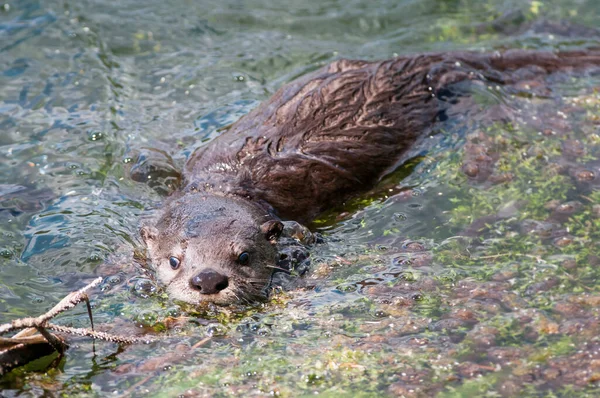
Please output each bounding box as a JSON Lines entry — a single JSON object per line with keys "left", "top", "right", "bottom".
{"left": 132, "top": 277, "right": 158, "bottom": 298}
{"left": 206, "top": 323, "right": 228, "bottom": 337}
{"left": 335, "top": 283, "right": 357, "bottom": 293}
{"left": 257, "top": 327, "right": 271, "bottom": 336}
{"left": 107, "top": 275, "right": 122, "bottom": 284}
{"left": 87, "top": 253, "right": 102, "bottom": 262}
{"left": 393, "top": 256, "right": 413, "bottom": 266}
{"left": 393, "top": 212, "right": 407, "bottom": 221}
{"left": 134, "top": 309, "right": 158, "bottom": 325}
{"left": 402, "top": 240, "right": 425, "bottom": 251}
{"left": 88, "top": 131, "right": 104, "bottom": 141}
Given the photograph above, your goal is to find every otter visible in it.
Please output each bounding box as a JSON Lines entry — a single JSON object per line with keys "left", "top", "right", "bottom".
{"left": 140, "top": 49, "right": 600, "bottom": 305}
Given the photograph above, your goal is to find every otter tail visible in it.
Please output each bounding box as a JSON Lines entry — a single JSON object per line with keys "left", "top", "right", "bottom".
{"left": 487, "top": 48, "right": 600, "bottom": 73}
{"left": 428, "top": 48, "right": 600, "bottom": 89}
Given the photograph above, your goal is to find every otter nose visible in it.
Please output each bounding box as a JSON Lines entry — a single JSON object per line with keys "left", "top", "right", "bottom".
{"left": 190, "top": 269, "right": 229, "bottom": 294}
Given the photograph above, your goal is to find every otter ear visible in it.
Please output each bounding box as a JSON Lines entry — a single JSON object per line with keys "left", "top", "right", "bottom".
{"left": 261, "top": 220, "right": 283, "bottom": 242}
{"left": 140, "top": 225, "right": 159, "bottom": 244}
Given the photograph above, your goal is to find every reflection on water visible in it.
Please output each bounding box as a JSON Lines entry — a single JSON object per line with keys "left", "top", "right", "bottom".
{"left": 1, "top": 0, "right": 600, "bottom": 396}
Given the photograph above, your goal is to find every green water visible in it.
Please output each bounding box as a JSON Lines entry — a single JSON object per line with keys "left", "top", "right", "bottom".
{"left": 1, "top": 0, "right": 600, "bottom": 396}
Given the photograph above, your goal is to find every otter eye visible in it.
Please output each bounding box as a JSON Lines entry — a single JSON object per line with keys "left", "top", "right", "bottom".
{"left": 169, "top": 256, "right": 181, "bottom": 269}
{"left": 237, "top": 252, "right": 250, "bottom": 265}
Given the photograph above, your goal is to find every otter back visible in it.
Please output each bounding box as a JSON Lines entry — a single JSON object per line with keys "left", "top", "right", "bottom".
{"left": 183, "top": 49, "right": 600, "bottom": 223}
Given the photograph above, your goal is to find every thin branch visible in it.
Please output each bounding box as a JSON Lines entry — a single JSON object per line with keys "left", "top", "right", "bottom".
{"left": 35, "top": 326, "right": 66, "bottom": 354}
{"left": 0, "top": 277, "right": 102, "bottom": 336}
{"left": 47, "top": 324, "right": 153, "bottom": 344}
{"left": 0, "top": 335, "right": 48, "bottom": 348}
{"left": 0, "top": 277, "right": 151, "bottom": 375}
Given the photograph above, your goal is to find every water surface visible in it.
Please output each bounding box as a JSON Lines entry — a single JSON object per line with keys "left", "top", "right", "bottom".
{"left": 1, "top": 0, "right": 600, "bottom": 396}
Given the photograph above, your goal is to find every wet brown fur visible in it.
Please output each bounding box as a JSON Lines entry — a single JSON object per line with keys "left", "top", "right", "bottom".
{"left": 143, "top": 49, "right": 600, "bottom": 305}
{"left": 184, "top": 49, "right": 600, "bottom": 223}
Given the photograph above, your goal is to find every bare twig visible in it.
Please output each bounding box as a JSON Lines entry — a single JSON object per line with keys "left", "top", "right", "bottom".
{"left": 192, "top": 336, "right": 211, "bottom": 349}
{"left": 0, "top": 277, "right": 102, "bottom": 336}
{"left": 0, "top": 276, "right": 153, "bottom": 375}
{"left": 35, "top": 326, "right": 67, "bottom": 354}
{"left": 47, "top": 324, "right": 152, "bottom": 344}
{"left": 0, "top": 334, "right": 49, "bottom": 348}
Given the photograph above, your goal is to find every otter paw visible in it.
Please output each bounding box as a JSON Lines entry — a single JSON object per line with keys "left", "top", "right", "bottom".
{"left": 277, "top": 242, "right": 311, "bottom": 276}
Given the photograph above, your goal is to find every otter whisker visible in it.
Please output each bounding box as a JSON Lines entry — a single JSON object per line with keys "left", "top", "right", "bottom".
{"left": 235, "top": 284, "right": 266, "bottom": 303}
{"left": 240, "top": 280, "right": 267, "bottom": 289}
{"left": 235, "top": 289, "right": 253, "bottom": 305}
{"left": 244, "top": 278, "right": 271, "bottom": 284}
{"left": 231, "top": 291, "right": 242, "bottom": 303}
{"left": 232, "top": 283, "right": 260, "bottom": 303}
{"left": 264, "top": 265, "right": 290, "bottom": 272}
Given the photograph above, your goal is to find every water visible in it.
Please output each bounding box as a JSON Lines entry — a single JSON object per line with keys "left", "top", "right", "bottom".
{"left": 1, "top": 0, "right": 600, "bottom": 396}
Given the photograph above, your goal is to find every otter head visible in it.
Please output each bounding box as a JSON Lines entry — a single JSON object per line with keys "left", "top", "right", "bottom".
{"left": 140, "top": 194, "right": 283, "bottom": 305}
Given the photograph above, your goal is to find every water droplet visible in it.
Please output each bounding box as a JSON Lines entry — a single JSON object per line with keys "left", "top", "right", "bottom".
{"left": 132, "top": 278, "right": 157, "bottom": 298}
{"left": 393, "top": 212, "right": 407, "bottom": 221}
{"left": 336, "top": 283, "right": 357, "bottom": 293}
{"left": 88, "top": 131, "right": 104, "bottom": 141}
{"left": 88, "top": 253, "right": 102, "bottom": 262}
{"left": 166, "top": 306, "right": 181, "bottom": 317}
{"left": 206, "top": 323, "right": 228, "bottom": 337}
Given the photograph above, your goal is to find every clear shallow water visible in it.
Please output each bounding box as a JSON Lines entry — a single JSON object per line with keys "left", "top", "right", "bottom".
{"left": 1, "top": 0, "right": 600, "bottom": 396}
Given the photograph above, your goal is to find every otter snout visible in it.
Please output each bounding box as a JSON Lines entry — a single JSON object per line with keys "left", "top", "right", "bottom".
{"left": 190, "top": 269, "right": 229, "bottom": 294}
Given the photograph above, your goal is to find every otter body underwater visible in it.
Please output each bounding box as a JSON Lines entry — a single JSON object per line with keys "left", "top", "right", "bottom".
{"left": 139, "top": 49, "right": 600, "bottom": 305}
